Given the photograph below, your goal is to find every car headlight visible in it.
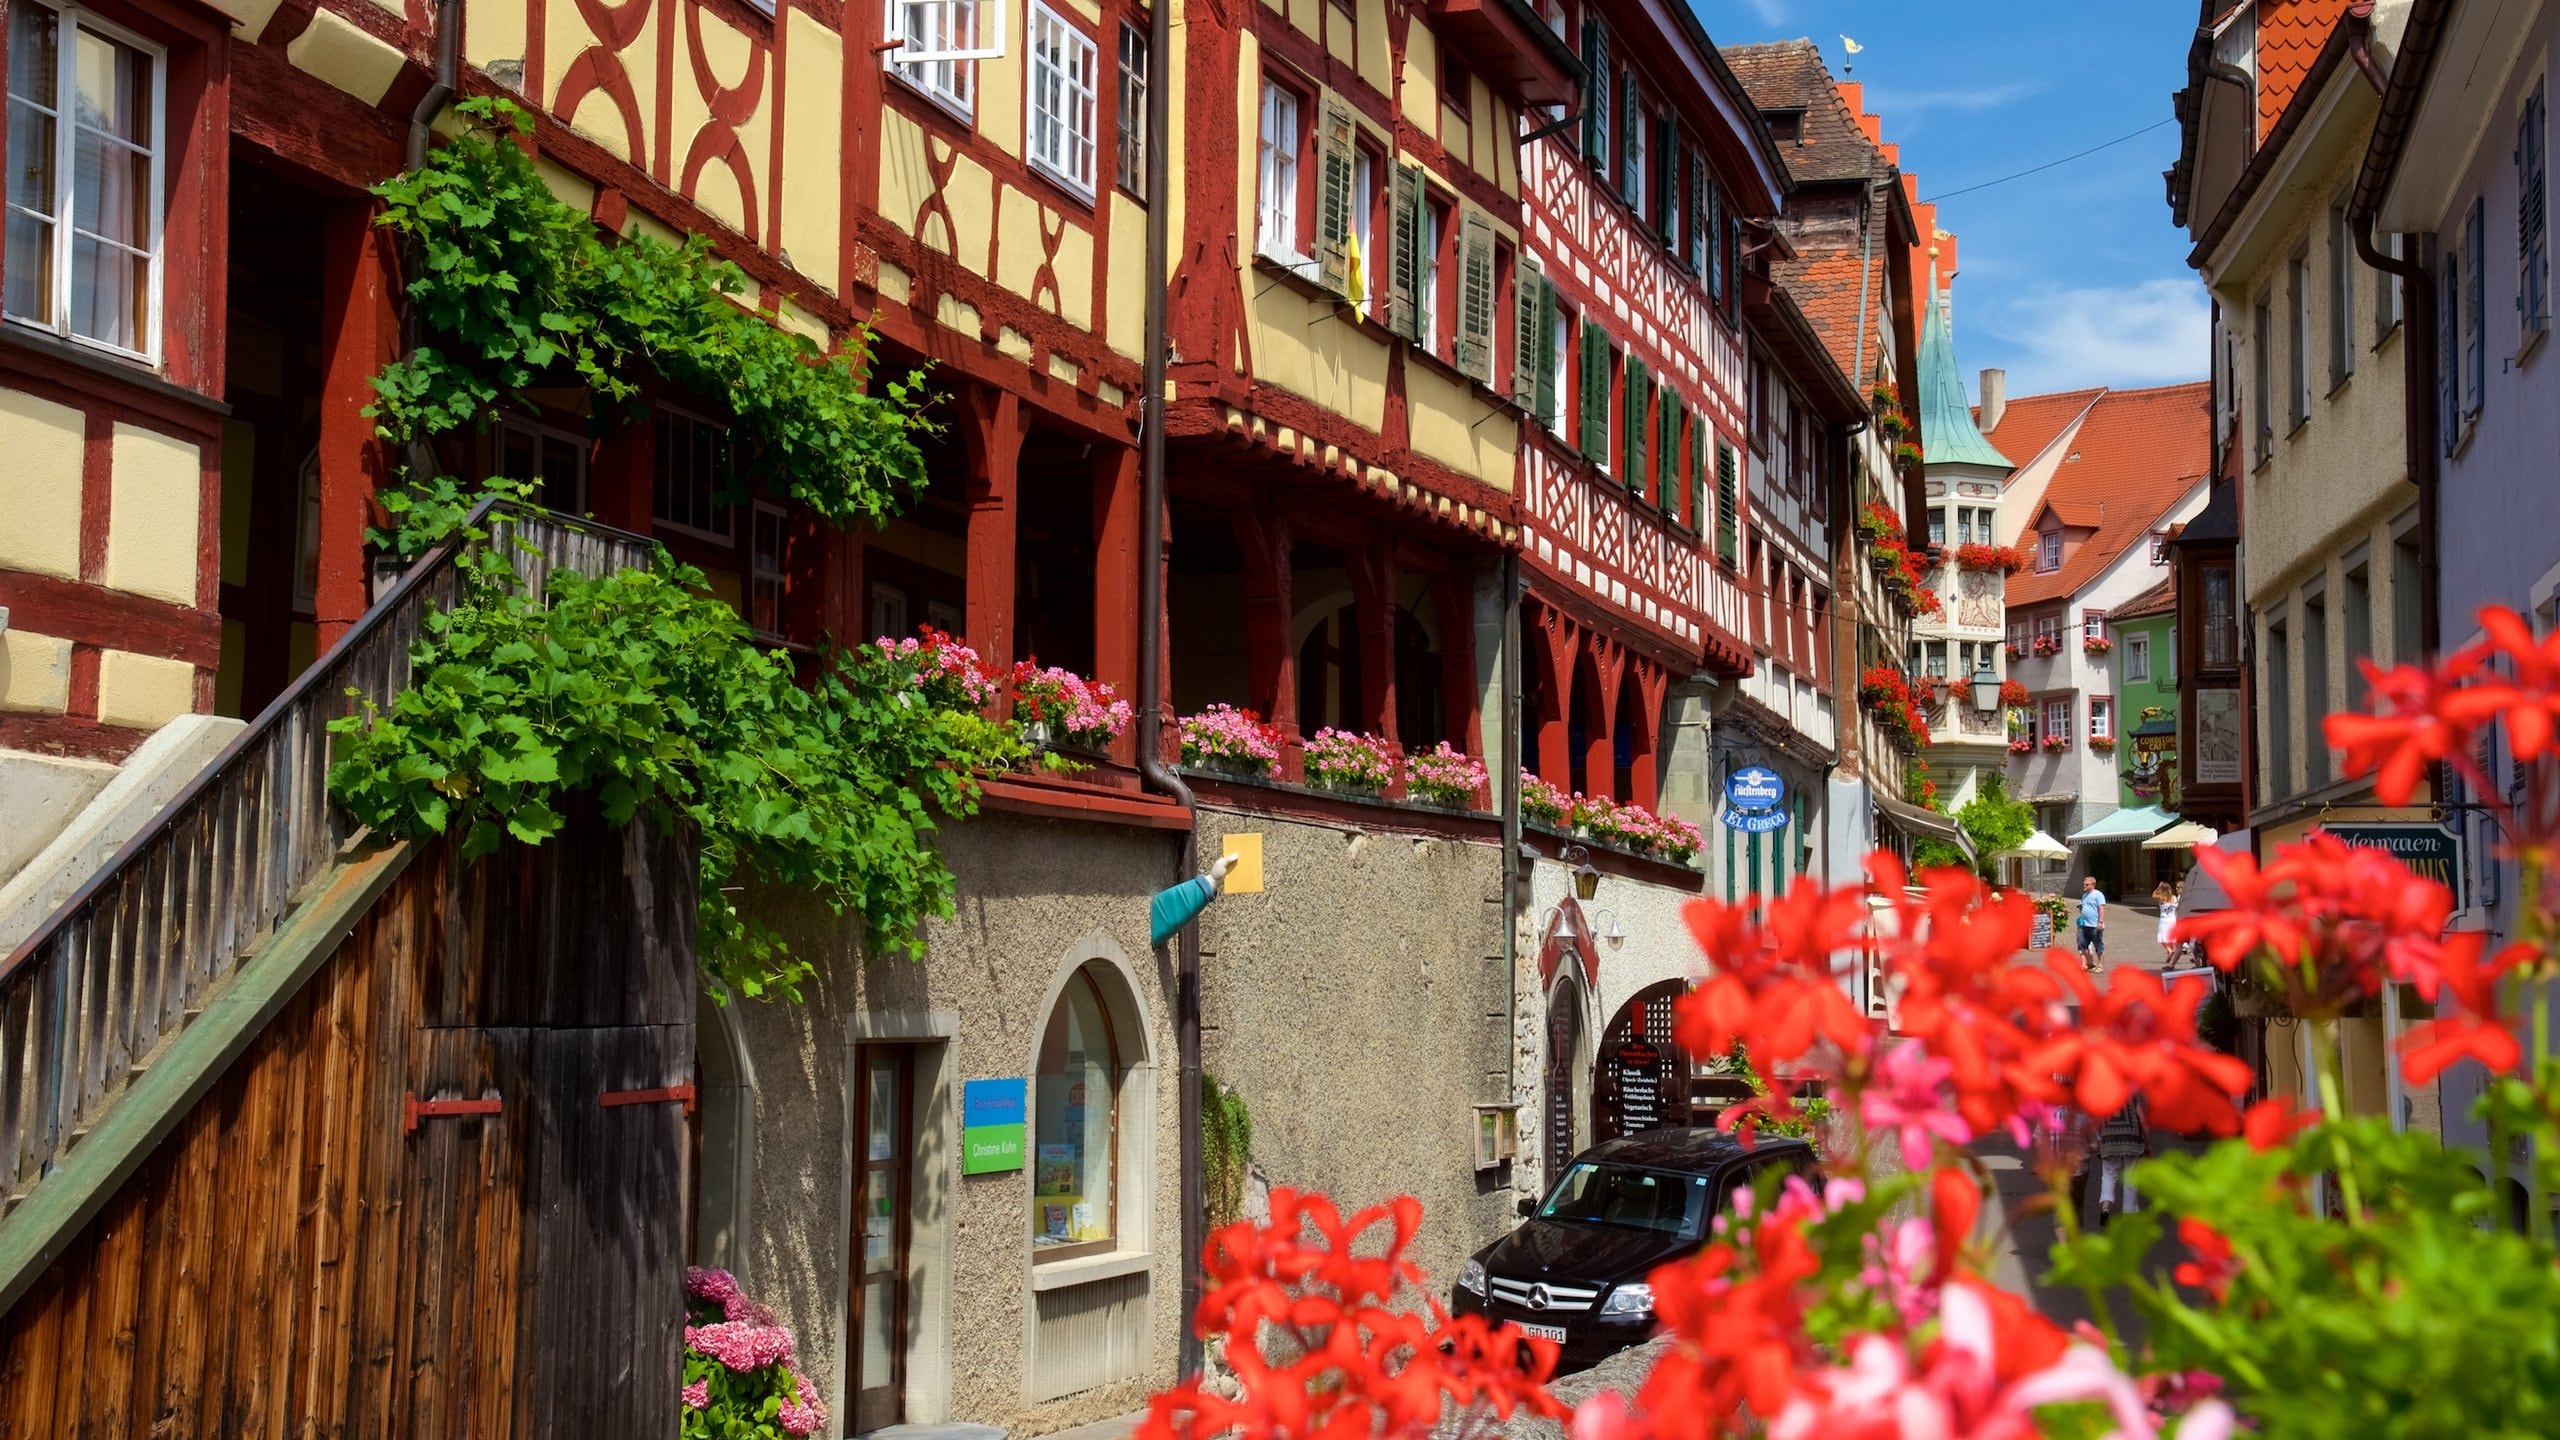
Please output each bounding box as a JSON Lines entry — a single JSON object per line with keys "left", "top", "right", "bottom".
{"left": 1599, "top": 1283, "right": 1653, "bottom": 1317}
{"left": 1458, "top": 1259, "right": 1489, "bottom": 1297}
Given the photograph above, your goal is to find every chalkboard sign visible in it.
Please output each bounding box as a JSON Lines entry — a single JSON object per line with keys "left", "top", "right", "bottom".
{"left": 1614, "top": 1040, "right": 1664, "bottom": 1133}
{"left": 2031, "top": 912, "right": 2054, "bottom": 951}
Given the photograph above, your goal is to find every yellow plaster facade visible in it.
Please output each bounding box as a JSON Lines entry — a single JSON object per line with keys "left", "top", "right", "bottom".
{"left": 96, "top": 650, "right": 196, "bottom": 730}
{"left": 779, "top": 12, "right": 843, "bottom": 289}
{"left": 104, "top": 424, "right": 204, "bottom": 608}
{"left": 0, "top": 631, "right": 73, "bottom": 715}
{"left": 0, "top": 388, "right": 84, "bottom": 583}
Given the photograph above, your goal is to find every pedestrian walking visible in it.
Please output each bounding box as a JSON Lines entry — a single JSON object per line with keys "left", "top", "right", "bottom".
{"left": 2077, "top": 875, "right": 2108, "bottom": 972}
{"left": 2096, "top": 1094, "right": 2148, "bottom": 1224}
{"left": 2157, "top": 880, "right": 2195, "bottom": 968}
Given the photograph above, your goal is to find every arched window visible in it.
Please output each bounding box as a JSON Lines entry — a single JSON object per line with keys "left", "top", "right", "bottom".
{"left": 1032, "top": 963, "right": 1122, "bottom": 1259}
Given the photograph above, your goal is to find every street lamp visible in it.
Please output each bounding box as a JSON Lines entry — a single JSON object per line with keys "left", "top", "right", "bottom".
{"left": 1970, "top": 657, "right": 2002, "bottom": 713}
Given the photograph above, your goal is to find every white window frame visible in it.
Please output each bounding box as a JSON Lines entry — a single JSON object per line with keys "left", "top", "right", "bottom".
{"left": 2089, "top": 695, "right": 2114, "bottom": 740}
{"left": 1420, "top": 196, "right": 1447, "bottom": 356}
{"left": 2124, "top": 632, "right": 2150, "bottom": 684}
{"left": 2042, "top": 697, "right": 2072, "bottom": 741}
{"left": 2037, "top": 529, "right": 2062, "bottom": 572}
{"left": 652, "top": 406, "right": 735, "bottom": 543}
{"left": 750, "top": 501, "right": 789, "bottom": 637}
{"left": 1256, "top": 77, "right": 1302, "bottom": 264}
{"left": 498, "top": 415, "right": 592, "bottom": 515}
{"left": 1024, "top": 3, "right": 1099, "bottom": 201}
{"left": 3, "top": 0, "right": 167, "bottom": 366}
{"left": 1115, "top": 21, "right": 1147, "bottom": 198}
{"left": 1351, "top": 145, "right": 1375, "bottom": 314}
{"left": 2082, "top": 608, "right": 2107, "bottom": 641}
{"left": 884, "top": 0, "right": 998, "bottom": 118}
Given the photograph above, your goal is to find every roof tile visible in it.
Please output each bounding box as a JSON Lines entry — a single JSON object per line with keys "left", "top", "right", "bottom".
{"left": 1999, "top": 382, "right": 2212, "bottom": 609}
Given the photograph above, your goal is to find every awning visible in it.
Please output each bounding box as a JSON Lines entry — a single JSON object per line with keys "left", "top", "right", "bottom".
{"left": 2001, "top": 829, "right": 2071, "bottom": 860}
{"left": 2143, "top": 820, "right": 2218, "bottom": 850}
{"left": 2066, "top": 805, "right": 2177, "bottom": 844}
{"left": 2178, "top": 829, "right": 2253, "bottom": 913}
{"left": 1874, "top": 790, "right": 1973, "bottom": 858}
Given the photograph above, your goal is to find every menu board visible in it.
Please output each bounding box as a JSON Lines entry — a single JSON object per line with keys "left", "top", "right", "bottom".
{"left": 1613, "top": 1040, "right": 1665, "bottom": 1134}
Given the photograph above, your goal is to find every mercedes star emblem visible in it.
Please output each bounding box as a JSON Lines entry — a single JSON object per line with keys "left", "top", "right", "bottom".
{"left": 1526, "top": 1284, "right": 1552, "bottom": 1311}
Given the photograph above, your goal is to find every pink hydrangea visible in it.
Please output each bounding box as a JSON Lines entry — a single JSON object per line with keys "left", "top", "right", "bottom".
{"left": 685, "top": 1266, "right": 741, "bottom": 1306}
{"left": 681, "top": 1380, "right": 710, "bottom": 1410}
{"left": 777, "top": 1374, "right": 829, "bottom": 1436}
{"left": 686, "top": 1319, "right": 796, "bottom": 1372}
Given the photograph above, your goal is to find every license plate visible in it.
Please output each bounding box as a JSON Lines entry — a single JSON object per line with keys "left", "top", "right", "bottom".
{"left": 1515, "top": 1322, "right": 1568, "bottom": 1344}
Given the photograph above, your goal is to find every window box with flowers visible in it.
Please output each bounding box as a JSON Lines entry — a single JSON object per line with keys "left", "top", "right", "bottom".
{"left": 1856, "top": 501, "right": 1905, "bottom": 546}
{"left": 1301, "top": 727, "right": 1395, "bottom": 795}
{"left": 881, "top": 628, "right": 1002, "bottom": 711}
{"left": 2082, "top": 635, "right": 2115, "bottom": 657}
{"left": 2007, "top": 737, "right": 2034, "bottom": 755}
{"left": 2004, "top": 641, "right": 2025, "bottom": 661}
{"left": 1892, "top": 440, "right": 1925, "bottom": 472}
{"left": 1566, "top": 793, "right": 1704, "bottom": 865}
{"left": 1998, "top": 678, "right": 2031, "bottom": 708}
{"left": 1180, "top": 704, "right": 1284, "bottom": 776}
{"left": 1520, "top": 771, "right": 1571, "bottom": 826}
{"left": 1011, "top": 661, "right": 1133, "bottom": 751}
{"left": 2040, "top": 734, "right": 2072, "bottom": 753}
{"left": 2089, "top": 733, "right": 2118, "bottom": 753}
{"left": 1403, "top": 742, "right": 1488, "bottom": 809}
{"left": 2031, "top": 633, "right": 2065, "bottom": 658}
{"left": 1954, "top": 543, "right": 2029, "bottom": 575}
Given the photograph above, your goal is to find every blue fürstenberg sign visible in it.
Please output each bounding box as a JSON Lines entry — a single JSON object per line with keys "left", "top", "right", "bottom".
{"left": 1722, "top": 766, "right": 1789, "bottom": 833}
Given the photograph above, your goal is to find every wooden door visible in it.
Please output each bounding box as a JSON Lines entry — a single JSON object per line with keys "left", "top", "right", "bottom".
{"left": 1545, "top": 993, "right": 1581, "bottom": 1179}
{"left": 848, "top": 1046, "right": 916, "bottom": 1433}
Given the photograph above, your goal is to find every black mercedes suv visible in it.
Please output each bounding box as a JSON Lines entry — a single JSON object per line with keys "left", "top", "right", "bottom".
{"left": 1449, "top": 1128, "right": 1817, "bottom": 1372}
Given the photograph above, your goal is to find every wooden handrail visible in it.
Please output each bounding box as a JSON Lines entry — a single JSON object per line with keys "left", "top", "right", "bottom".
{"left": 0, "top": 501, "right": 660, "bottom": 1203}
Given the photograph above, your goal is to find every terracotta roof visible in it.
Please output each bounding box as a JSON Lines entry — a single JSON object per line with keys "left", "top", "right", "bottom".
{"left": 2255, "top": 0, "right": 2354, "bottom": 139}
{"left": 1978, "top": 387, "right": 2105, "bottom": 472}
{"left": 1721, "top": 40, "right": 1894, "bottom": 186}
{"left": 2002, "top": 382, "right": 2213, "bottom": 609}
{"left": 1771, "top": 249, "right": 1888, "bottom": 386}
{"left": 2114, "top": 573, "right": 2179, "bottom": 620}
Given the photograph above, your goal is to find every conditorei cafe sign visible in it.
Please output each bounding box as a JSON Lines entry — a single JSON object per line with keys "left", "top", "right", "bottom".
{"left": 1722, "top": 765, "right": 1789, "bottom": 834}
{"left": 2323, "top": 822, "right": 2467, "bottom": 911}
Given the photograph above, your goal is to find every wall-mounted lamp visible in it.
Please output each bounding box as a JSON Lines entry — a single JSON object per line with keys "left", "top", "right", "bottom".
{"left": 1970, "top": 657, "right": 2002, "bottom": 713}
{"left": 1591, "top": 908, "right": 1627, "bottom": 950}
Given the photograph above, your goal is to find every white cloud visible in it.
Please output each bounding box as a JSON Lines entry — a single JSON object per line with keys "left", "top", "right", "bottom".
{"left": 1860, "top": 80, "right": 2044, "bottom": 120}
{"left": 1972, "top": 277, "right": 2210, "bottom": 395}
{"left": 1740, "top": 0, "right": 1791, "bottom": 22}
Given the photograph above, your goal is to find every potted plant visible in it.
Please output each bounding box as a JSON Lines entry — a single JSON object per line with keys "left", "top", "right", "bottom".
{"left": 2041, "top": 733, "right": 2072, "bottom": 753}
{"left": 1998, "top": 678, "right": 2031, "bottom": 707}
{"left": 1302, "top": 727, "right": 1396, "bottom": 795}
{"left": 2004, "top": 641, "right": 2025, "bottom": 661}
{"left": 880, "top": 627, "right": 1001, "bottom": 712}
{"left": 1011, "top": 662, "right": 1132, "bottom": 751}
{"left": 2083, "top": 634, "right": 2116, "bottom": 656}
{"left": 1404, "top": 742, "right": 1487, "bottom": 808}
{"left": 2032, "top": 633, "right": 2064, "bottom": 657}
{"left": 2089, "top": 733, "right": 2118, "bottom": 752}
{"left": 1180, "top": 703, "right": 1284, "bottom": 776}
{"left": 2007, "top": 737, "right": 2035, "bottom": 755}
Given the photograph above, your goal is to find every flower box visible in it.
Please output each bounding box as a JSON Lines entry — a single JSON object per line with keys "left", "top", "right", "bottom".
{"left": 2040, "top": 735, "right": 2072, "bottom": 753}
{"left": 2089, "top": 733, "right": 2118, "bottom": 752}
{"left": 1180, "top": 704, "right": 1283, "bottom": 774}
{"left": 1405, "top": 742, "right": 1488, "bottom": 809}
{"left": 1521, "top": 771, "right": 1571, "bottom": 826}
{"left": 2082, "top": 636, "right": 2115, "bottom": 656}
{"left": 2004, "top": 643, "right": 2024, "bottom": 661}
{"left": 1012, "top": 662, "right": 1133, "bottom": 749}
{"left": 1997, "top": 679, "right": 2031, "bottom": 707}
{"left": 1303, "top": 727, "right": 1396, "bottom": 794}
{"left": 879, "top": 627, "right": 1001, "bottom": 711}
{"left": 2007, "top": 738, "right": 2034, "bottom": 755}
{"left": 2031, "top": 634, "right": 2064, "bottom": 657}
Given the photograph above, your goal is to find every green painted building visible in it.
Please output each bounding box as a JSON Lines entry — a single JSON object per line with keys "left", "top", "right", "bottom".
{"left": 2111, "top": 577, "right": 2180, "bottom": 810}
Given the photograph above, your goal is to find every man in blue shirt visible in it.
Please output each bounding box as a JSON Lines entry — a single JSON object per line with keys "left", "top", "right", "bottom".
{"left": 2077, "top": 875, "right": 2107, "bottom": 971}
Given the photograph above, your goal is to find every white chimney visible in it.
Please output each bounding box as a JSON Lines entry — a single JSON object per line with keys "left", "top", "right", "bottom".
{"left": 1978, "top": 368, "right": 2007, "bottom": 433}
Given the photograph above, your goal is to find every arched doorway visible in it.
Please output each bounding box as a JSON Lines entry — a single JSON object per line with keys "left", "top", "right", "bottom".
{"left": 1593, "top": 982, "right": 1692, "bottom": 1144}
{"left": 1544, "top": 973, "right": 1592, "bottom": 1180}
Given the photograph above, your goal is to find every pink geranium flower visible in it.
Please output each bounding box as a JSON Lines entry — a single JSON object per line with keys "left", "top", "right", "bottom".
{"left": 1860, "top": 1040, "right": 1975, "bottom": 1168}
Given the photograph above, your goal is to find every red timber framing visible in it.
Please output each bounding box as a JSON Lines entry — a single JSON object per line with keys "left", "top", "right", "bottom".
{"left": 1504, "top": 0, "right": 1784, "bottom": 806}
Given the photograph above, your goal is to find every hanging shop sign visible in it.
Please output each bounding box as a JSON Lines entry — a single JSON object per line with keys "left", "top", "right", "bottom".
{"left": 1722, "top": 766, "right": 1791, "bottom": 833}
{"left": 961, "top": 1077, "right": 1027, "bottom": 1175}
{"left": 2322, "top": 822, "right": 2466, "bottom": 911}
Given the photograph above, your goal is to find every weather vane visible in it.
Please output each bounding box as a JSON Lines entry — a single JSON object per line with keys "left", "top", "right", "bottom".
{"left": 1841, "top": 35, "right": 1863, "bottom": 75}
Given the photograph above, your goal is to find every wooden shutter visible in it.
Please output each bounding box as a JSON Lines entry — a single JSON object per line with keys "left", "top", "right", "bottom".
{"left": 1657, "top": 396, "right": 1678, "bottom": 509}
{"left": 1317, "top": 102, "right": 1356, "bottom": 296}
{"left": 1686, "top": 152, "right": 1706, "bottom": 271}
{"left": 1620, "top": 74, "right": 1641, "bottom": 205}
{"left": 1716, "top": 441, "right": 1739, "bottom": 562}
{"left": 1582, "top": 320, "right": 1609, "bottom": 457}
{"left": 1388, "top": 162, "right": 1424, "bottom": 341}
{"left": 1512, "top": 253, "right": 1543, "bottom": 411}
{"left": 2524, "top": 85, "right": 2549, "bottom": 331}
{"left": 1690, "top": 413, "right": 1707, "bottom": 530}
{"left": 1533, "top": 278, "right": 1558, "bottom": 428}
{"left": 1656, "top": 123, "right": 1676, "bottom": 239}
{"left": 1456, "top": 210, "right": 1496, "bottom": 382}
{"left": 1707, "top": 182, "right": 1724, "bottom": 300}
{"left": 1624, "top": 358, "right": 1648, "bottom": 489}
{"left": 1582, "top": 23, "right": 1609, "bottom": 165}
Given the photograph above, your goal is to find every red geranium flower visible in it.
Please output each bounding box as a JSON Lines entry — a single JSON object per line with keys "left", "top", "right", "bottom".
{"left": 2171, "top": 1218, "right": 2239, "bottom": 1301}
{"left": 2399, "top": 933, "right": 2532, "bottom": 1085}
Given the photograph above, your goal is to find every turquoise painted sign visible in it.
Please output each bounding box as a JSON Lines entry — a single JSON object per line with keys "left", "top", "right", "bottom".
{"left": 962, "top": 1078, "right": 1026, "bottom": 1175}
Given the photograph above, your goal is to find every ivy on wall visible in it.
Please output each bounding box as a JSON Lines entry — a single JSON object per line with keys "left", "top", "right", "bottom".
{"left": 328, "top": 100, "right": 1008, "bottom": 1001}
{"left": 1202, "top": 1072, "right": 1255, "bottom": 1229}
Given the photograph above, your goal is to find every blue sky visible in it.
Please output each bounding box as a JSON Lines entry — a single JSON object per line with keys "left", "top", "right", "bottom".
{"left": 1708, "top": 1, "right": 2210, "bottom": 400}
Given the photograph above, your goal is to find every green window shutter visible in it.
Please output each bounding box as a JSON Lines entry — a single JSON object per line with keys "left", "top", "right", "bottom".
{"left": 1620, "top": 74, "right": 1641, "bottom": 204}
{"left": 1716, "top": 441, "right": 1739, "bottom": 562}
{"left": 1707, "top": 182, "right": 1724, "bottom": 301}
{"left": 1686, "top": 153, "right": 1707, "bottom": 271}
{"left": 1579, "top": 318, "right": 1604, "bottom": 453}
{"left": 1690, "top": 414, "right": 1708, "bottom": 529}
{"left": 1387, "top": 163, "right": 1424, "bottom": 341}
{"left": 1456, "top": 210, "right": 1496, "bottom": 383}
{"left": 1583, "top": 24, "right": 1609, "bottom": 166}
{"left": 1657, "top": 397, "right": 1678, "bottom": 510}
{"left": 1512, "top": 253, "right": 1543, "bottom": 412}
{"left": 1533, "top": 279, "right": 1559, "bottom": 428}
{"left": 1624, "top": 359, "right": 1648, "bottom": 488}
{"left": 1317, "top": 102, "right": 1357, "bottom": 297}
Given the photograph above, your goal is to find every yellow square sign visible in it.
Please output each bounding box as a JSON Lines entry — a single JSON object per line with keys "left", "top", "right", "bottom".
{"left": 1220, "top": 833, "right": 1264, "bottom": 894}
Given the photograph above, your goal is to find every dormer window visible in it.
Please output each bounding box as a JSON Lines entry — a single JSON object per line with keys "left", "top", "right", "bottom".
{"left": 2036, "top": 529, "right": 2062, "bottom": 572}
